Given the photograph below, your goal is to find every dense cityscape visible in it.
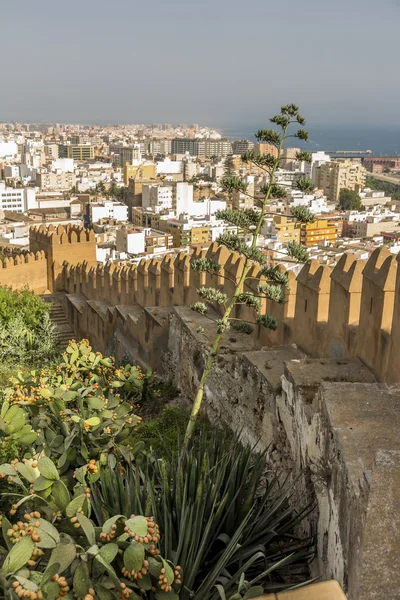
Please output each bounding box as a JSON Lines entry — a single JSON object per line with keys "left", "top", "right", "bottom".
{"left": 1, "top": 120, "right": 400, "bottom": 270}
{"left": 1, "top": 0, "right": 399, "bottom": 598}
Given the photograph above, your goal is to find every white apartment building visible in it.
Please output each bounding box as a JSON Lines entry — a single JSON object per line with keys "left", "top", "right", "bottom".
{"left": 0, "top": 141, "right": 19, "bottom": 158}
{"left": 189, "top": 198, "right": 227, "bottom": 217}
{"left": 88, "top": 201, "right": 128, "bottom": 224}
{"left": 156, "top": 158, "right": 182, "bottom": 175}
{"left": 51, "top": 158, "right": 75, "bottom": 173}
{"left": 142, "top": 184, "right": 174, "bottom": 213}
{"left": 116, "top": 228, "right": 145, "bottom": 254}
{"left": 0, "top": 182, "right": 37, "bottom": 212}
{"left": 302, "top": 151, "right": 331, "bottom": 183}
{"left": 175, "top": 182, "right": 194, "bottom": 214}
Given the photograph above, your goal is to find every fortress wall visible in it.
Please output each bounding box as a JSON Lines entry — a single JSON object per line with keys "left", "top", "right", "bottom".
{"left": 61, "top": 244, "right": 400, "bottom": 382}
{"left": 0, "top": 251, "right": 48, "bottom": 293}
{"left": 62, "top": 297, "right": 400, "bottom": 600}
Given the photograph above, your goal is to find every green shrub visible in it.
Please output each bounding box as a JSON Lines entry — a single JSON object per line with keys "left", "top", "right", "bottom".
{"left": 0, "top": 287, "right": 59, "bottom": 369}
{"left": 0, "top": 458, "right": 182, "bottom": 599}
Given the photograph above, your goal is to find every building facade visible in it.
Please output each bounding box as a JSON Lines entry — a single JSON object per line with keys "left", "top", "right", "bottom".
{"left": 59, "top": 145, "right": 95, "bottom": 161}
{"left": 300, "top": 219, "right": 338, "bottom": 247}
{"left": 0, "top": 182, "right": 37, "bottom": 212}
{"left": 315, "top": 159, "right": 366, "bottom": 203}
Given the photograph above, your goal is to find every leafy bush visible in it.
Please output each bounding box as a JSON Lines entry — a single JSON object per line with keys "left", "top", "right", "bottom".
{"left": 0, "top": 457, "right": 182, "bottom": 599}
{"left": 2, "top": 341, "right": 151, "bottom": 477}
{"left": 0, "top": 287, "right": 59, "bottom": 370}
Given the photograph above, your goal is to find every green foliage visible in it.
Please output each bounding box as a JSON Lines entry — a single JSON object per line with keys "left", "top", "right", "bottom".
{"left": 296, "top": 177, "right": 315, "bottom": 195}
{"left": 216, "top": 233, "right": 267, "bottom": 264}
{"left": 190, "top": 302, "right": 208, "bottom": 315}
{"left": 215, "top": 209, "right": 262, "bottom": 230}
{"left": 295, "top": 151, "right": 312, "bottom": 163}
{"left": 287, "top": 241, "right": 309, "bottom": 263}
{"left": 338, "top": 188, "right": 364, "bottom": 211}
{"left": 0, "top": 340, "right": 158, "bottom": 481}
{"left": 236, "top": 292, "right": 261, "bottom": 310}
{"left": 0, "top": 288, "right": 59, "bottom": 369}
{"left": 365, "top": 176, "right": 400, "bottom": 201}
{"left": 259, "top": 183, "right": 287, "bottom": 199}
{"left": 231, "top": 321, "right": 254, "bottom": 334}
{"left": 90, "top": 433, "right": 313, "bottom": 600}
{"left": 260, "top": 265, "right": 289, "bottom": 286}
{"left": 0, "top": 489, "right": 181, "bottom": 599}
{"left": 198, "top": 287, "right": 227, "bottom": 305}
{"left": 126, "top": 406, "right": 196, "bottom": 458}
{"left": 258, "top": 283, "right": 285, "bottom": 303}
{"left": 256, "top": 314, "right": 278, "bottom": 330}
{"left": 0, "top": 287, "right": 49, "bottom": 331}
{"left": 220, "top": 176, "right": 248, "bottom": 195}
{"left": 191, "top": 258, "right": 221, "bottom": 274}
{"left": 255, "top": 129, "right": 280, "bottom": 146}
{"left": 241, "top": 151, "right": 276, "bottom": 170}
{"left": 290, "top": 205, "right": 315, "bottom": 223}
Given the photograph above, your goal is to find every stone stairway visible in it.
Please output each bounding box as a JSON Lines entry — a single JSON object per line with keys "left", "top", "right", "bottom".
{"left": 42, "top": 294, "right": 75, "bottom": 350}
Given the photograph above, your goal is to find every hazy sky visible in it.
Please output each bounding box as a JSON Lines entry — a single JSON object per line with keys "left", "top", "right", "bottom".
{"left": 1, "top": 0, "right": 399, "bottom": 127}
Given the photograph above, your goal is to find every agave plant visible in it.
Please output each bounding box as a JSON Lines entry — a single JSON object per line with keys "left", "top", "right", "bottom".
{"left": 90, "top": 432, "right": 314, "bottom": 599}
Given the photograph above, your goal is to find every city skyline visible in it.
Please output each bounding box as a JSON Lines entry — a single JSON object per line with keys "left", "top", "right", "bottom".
{"left": 1, "top": 0, "right": 400, "bottom": 126}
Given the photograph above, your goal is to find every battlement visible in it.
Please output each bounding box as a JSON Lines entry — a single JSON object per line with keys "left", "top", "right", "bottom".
{"left": 29, "top": 225, "right": 97, "bottom": 293}
{"left": 29, "top": 224, "right": 95, "bottom": 247}
{"left": 0, "top": 250, "right": 48, "bottom": 292}
{"left": 63, "top": 244, "right": 400, "bottom": 382}
{"left": 0, "top": 250, "right": 46, "bottom": 268}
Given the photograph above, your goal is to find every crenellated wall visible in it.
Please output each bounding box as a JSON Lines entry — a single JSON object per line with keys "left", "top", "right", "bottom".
{"left": 62, "top": 244, "right": 400, "bottom": 383}
{"left": 0, "top": 251, "right": 48, "bottom": 293}
{"left": 30, "top": 224, "right": 96, "bottom": 292}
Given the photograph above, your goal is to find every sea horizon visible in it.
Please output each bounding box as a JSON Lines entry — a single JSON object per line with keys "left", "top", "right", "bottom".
{"left": 220, "top": 124, "right": 400, "bottom": 156}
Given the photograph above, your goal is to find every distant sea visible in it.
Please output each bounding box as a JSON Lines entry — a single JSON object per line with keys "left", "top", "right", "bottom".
{"left": 221, "top": 125, "right": 400, "bottom": 156}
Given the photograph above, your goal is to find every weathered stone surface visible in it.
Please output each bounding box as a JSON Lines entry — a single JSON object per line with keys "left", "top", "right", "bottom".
{"left": 62, "top": 292, "right": 400, "bottom": 599}
{"left": 359, "top": 451, "right": 400, "bottom": 600}
{"left": 258, "top": 580, "right": 346, "bottom": 599}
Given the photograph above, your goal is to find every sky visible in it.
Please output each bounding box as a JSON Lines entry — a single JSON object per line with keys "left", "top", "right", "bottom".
{"left": 1, "top": 0, "right": 400, "bottom": 127}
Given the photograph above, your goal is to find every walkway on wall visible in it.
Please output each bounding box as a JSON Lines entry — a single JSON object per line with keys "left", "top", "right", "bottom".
{"left": 42, "top": 294, "right": 75, "bottom": 350}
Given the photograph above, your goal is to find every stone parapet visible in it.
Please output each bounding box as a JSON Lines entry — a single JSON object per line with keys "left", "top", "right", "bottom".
{"left": 62, "top": 245, "right": 400, "bottom": 382}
